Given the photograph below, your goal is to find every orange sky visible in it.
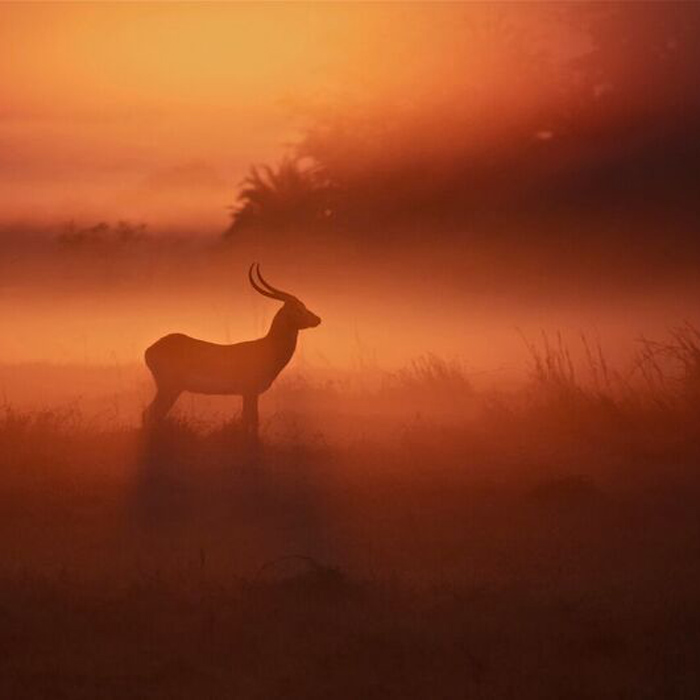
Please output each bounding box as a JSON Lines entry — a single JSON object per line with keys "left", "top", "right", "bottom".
{"left": 0, "top": 2, "right": 574, "bottom": 229}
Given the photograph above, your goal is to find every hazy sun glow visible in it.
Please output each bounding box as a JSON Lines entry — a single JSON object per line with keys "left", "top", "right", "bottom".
{"left": 0, "top": 3, "right": 572, "bottom": 227}
{"left": 1, "top": 3, "right": 697, "bottom": 372}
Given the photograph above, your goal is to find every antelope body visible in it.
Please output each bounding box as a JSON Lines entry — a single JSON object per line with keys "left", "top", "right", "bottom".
{"left": 143, "top": 264, "right": 321, "bottom": 434}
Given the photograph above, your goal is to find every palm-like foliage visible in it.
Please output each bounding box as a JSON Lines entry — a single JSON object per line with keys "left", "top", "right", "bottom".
{"left": 227, "top": 155, "right": 334, "bottom": 236}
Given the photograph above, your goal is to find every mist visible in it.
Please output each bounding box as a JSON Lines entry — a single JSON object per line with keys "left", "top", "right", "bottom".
{"left": 3, "top": 4, "right": 700, "bottom": 698}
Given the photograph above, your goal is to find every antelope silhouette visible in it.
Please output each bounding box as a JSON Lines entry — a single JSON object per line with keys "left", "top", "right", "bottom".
{"left": 143, "top": 263, "right": 321, "bottom": 435}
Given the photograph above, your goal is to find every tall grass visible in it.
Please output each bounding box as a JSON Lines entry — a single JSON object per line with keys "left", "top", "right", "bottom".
{"left": 520, "top": 325, "right": 700, "bottom": 416}
{"left": 2, "top": 331, "right": 700, "bottom": 698}
{"left": 384, "top": 354, "right": 473, "bottom": 404}
{"left": 636, "top": 322, "right": 700, "bottom": 410}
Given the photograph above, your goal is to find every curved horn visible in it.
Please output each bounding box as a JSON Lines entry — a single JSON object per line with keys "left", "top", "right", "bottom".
{"left": 248, "top": 263, "right": 280, "bottom": 300}
{"left": 254, "top": 264, "right": 296, "bottom": 302}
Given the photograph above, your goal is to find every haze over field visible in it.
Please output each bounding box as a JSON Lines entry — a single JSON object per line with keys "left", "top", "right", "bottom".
{"left": 2, "top": 6, "right": 700, "bottom": 696}
{"left": 2, "top": 3, "right": 699, "bottom": 375}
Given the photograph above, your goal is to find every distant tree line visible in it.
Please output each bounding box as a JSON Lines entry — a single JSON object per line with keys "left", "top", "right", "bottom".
{"left": 226, "top": 4, "right": 700, "bottom": 245}
{"left": 58, "top": 220, "right": 148, "bottom": 248}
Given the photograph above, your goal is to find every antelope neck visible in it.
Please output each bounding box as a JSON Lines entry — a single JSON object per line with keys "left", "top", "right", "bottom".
{"left": 266, "top": 310, "right": 299, "bottom": 367}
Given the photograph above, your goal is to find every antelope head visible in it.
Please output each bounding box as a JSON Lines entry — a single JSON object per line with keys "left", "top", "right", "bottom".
{"left": 248, "top": 263, "right": 321, "bottom": 330}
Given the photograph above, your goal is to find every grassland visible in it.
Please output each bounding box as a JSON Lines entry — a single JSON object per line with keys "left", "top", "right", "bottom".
{"left": 1, "top": 333, "right": 700, "bottom": 698}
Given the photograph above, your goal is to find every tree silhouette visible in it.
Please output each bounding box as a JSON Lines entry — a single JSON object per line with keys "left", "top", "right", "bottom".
{"left": 227, "top": 155, "right": 334, "bottom": 237}
{"left": 226, "top": 4, "right": 700, "bottom": 244}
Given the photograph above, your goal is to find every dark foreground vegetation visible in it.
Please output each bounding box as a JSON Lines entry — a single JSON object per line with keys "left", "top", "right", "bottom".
{"left": 1, "top": 332, "right": 700, "bottom": 698}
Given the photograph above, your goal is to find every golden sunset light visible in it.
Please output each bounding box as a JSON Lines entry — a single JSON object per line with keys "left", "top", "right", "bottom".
{"left": 2, "top": 3, "right": 700, "bottom": 697}
{"left": 1, "top": 3, "right": 579, "bottom": 227}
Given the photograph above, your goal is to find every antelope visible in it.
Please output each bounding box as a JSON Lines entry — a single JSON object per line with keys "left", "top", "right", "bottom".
{"left": 143, "top": 263, "right": 321, "bottom": 435}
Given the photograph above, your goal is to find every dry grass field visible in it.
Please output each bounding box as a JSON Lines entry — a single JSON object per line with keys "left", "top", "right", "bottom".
{"left": 1, "top": 333, "right": 699, "bottom": 699}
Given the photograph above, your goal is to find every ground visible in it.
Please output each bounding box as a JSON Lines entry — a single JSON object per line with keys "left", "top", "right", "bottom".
{"left": 1, "top": 368, "right": 699, "bottom": 698}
